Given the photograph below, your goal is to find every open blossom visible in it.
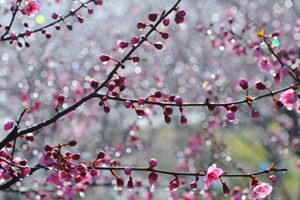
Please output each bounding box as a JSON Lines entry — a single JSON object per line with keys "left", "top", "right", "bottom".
{"left": 203, "top": 164, "right": 223, "bottom": 189}
{"left": 250, "top": 182, "right": 273, "bottom": 199}
{"left": 279, "top": 89, "right": 297, "bottom": 110}
{"left": 39, "top": 153, "right": 55, "bottom": 165}
{"left": 21, "top": 0, "right": 40, "bottom": 16}
{"left": 257, "top": 57, "right": 271, "bottom": 72}
{"left": 45, "top": 172, "right": 63, "bottom": 187}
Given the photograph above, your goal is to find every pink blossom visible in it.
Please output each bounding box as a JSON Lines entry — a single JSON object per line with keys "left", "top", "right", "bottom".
{"left": 3, "top": 121, "right": 13, "bottom": 131}
{"left": 250, "top": 183, "right": 273, "bottom": 199}
{"left": 21, "top": 0, "right": 40, "bottom": 16}
{"left": 45, "top": 172, "right": 63, "bottom": 187}
{"left": 257, "top": 57, "right": 271, "bottom": 72}
{"left": 203, "top": 164, "right": 223, "bottom": 189}
{"left": 39, "top": 153, "right": 55, "bottom": 165}
{"left": 279, "top": 89, "right": 297, "bottom": 110}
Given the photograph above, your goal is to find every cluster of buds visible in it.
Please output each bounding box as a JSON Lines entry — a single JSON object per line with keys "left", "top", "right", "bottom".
{"left": 39, "top": 140, "right": 101, "bottom": 188}
{"left": 0, "top": 151, "right": 31, "bottom": 180}
{"left": 148, "top": 158, "right": 159, "bottom": 188}
{"left": 118, "top": 36, "right": 140, "bottom": 50}
{"left": 99, "top": 54, "right": 125, "bottom": 68}
{"left": 167, "top": 94, "right": 187, "bottom": 125}
{"left": 123, "top": 167, "right": 134, "bottom": 190}
{"left": 226, "top": 104, "right": 238, "bottom": 122}
{"left": 124, "top": 99, "right": 145, "bottom": 118}
{"left": 250, "top": 177, "right": 273, "bottom": 199}
{"left": 237, "top": 78, "right": 260, "bottom": 119}
{"left": 174, "top": 9, "right": 186, "bottom": 24}
{"left": 255, "top": 80, "right": 300, "bottom": 111}
{"left": 98, "top": 96, "right": 110, "bottom": 113}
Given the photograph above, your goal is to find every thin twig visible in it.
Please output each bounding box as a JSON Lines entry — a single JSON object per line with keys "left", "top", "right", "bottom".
{"left": 0, "top": 0, "right": 21, "bottom": 39}
{"left": 1, "top": 0, "right": 94, "bottom": 41}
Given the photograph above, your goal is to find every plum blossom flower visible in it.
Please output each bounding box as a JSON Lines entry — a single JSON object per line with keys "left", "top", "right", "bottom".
{"left": 203, "top": 164, "right": 223, "bottom": 189}
{"left": 258, "top": 57, "right": 271, "bottom": 72}
{"left": 45, "top": 172, "right": 63, "bottom": 187}
{"left": 279, "top": 89, "right": 297, "bottom": 110}
{"left": 250, "top": 182, "right": 273, "bottom": 199}
{"left": 21, "top": 0, "right": 40, "bottom": 16}
{"left": 39, "top": 153, "right": 55, "bottom": 165}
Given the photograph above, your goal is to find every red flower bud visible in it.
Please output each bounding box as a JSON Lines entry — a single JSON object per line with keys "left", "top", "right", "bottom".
{"left": 68, "top": 140, "right": 77, "bottom": 147}
{"left": 91, "top": 80, "right": 99, "bottom": 89}
{"left": 149, "top": 158, "right": 157, "bottom": 167}
{"left": 124, "top": 167, "right": 132, "bottom": 175}
{"left": 181, "top": 115, "right": 187, "bottom": 125}
{"left": 57, "top": 94, "right": 65, "bottom": 103}
{"left": 100, "top": 54, "right": 110, "bottom": 63}
{"left": 119, "top": 41, "right": 129, "bottom": 49}
{"left": 154, "top": 42, "right": 163, "bottom": 50}
{"left": 255, "top": 81, "right": 266, "bottom": 90}
{"left": 72, "top": 153, "right": 81, "bottom": 160}
{"left": 163, "top": 19, "right": 170, "bottom": 26}
{"left": 148, "top": 12, "right": 158, "bottom": 22}
{"left": 239, "top": 78, "right": 248, "bottom": 90}
{"left": 97, "top": 151, "right": 105, "bottom": 159}
{"left": 222, "top": 182, "right": 230, "bottom": 196}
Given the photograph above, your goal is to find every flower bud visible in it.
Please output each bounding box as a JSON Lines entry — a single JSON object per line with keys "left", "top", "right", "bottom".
{"left": 222, "top": 182, "right": 230, "bottom": 196}
{"left": 3, "top": 121, "right": 13, "bottom": 131}
{"left": 269, "top": 175, "right": 277, "bottom": 183}
{"left": 149, "top": 158, "right": 157, "bottom": 167}
{"left": 239, "top": 78, "right": 248, "bottom": 90}
{"left": 255, "top": 81, "right": 266, "bottom": 90}
{"left": 190, "top": 181, "right": 197, "bottom": 190}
